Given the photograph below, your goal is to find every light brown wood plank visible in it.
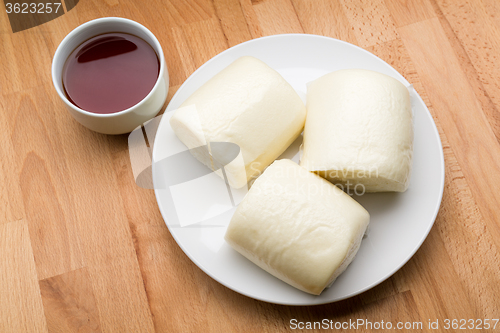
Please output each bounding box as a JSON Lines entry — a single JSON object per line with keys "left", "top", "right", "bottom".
{"left": 358, "top": 278, "right": 400, "bottom": 306}
{"left": 213, "top": 0, "right": 253, "bottom": 46}
{"left": 341, "top": 0, "right": 399, "bottom": 47}
{"left": 433, "top": 0, "right": 500, "bottom": 141}
{"left": 168, "top": 0, "right": 215, "bottom": 25}
{"left": 51, "top": 123, "right": 155, "bottom": 332}
{"left": 10, "top": 89, "right": 84, "bottom": 266}
{"left": 40, "top": 268, "right": 101, "bottom": 333}
{"left": 20, "top": 152, "right": 85, "bottom": 280}
{"left": 171, "top": 26, "right": 198, "bottom": 80}
{"left": 399, "top": 18, "right": 500, "bottom": 252}
{"left": 252, "top": 289, "right": 425, "bottom": 332}
{"left": 361, "top": 291, "right": 424, "bottom": 332}
{"left": 7, "top": 31, "right": 53, "bottom": 92}
{"left": 180, "top": 17, "right": 229, "bottom": 68}
{"left": 252, "top": 0, "right": 304, "bottom": 35}
{"left": 0, "top": 33, "right": 24, "bottom": 94}
{"left": 0, "top": 4, "right": 11, "bottom": 32}
{"left": 0, "top": 221, "right": 48, "bottom": 333}
{"left": 434, "top": 131, "right": 500, "bottom": 318}
{"left": 0, "top": 99, "right": 24, "bottom": 224}
{"left": 154, "top": 26, "right": 196, "bottom": 87}
{"left": 71, "top": 1, "right": 125, "bottom": 24}
{"left": 482, "top": 0, "right": 500, "bottom": 30}
{"left": 366, "top": 38, "right": 422, "bottom": 89}
{"left": 394, "top": 224, "right": 479, "bottom": 322}
{"left": 166, "top": 84, "right": 182, "bottom": 106}
{"left": 239, "top": 0, "right": 265, "bottom": 38}
{"left": 151, "top": 0, "right": 191, "bottom": 28}
{"left": 43, "top": 9, "right": 81, "bottom": 54}
{"left": 291, "top": 0, "right": 358, "bottom": 44}
{"left": 384, "top": 0, "right": 436, "bottom": 27}
{"left": 6, "top": 88, "right": 85, "bottom": 280}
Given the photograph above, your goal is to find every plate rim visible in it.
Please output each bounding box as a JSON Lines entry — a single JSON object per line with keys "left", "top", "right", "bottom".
{"left": 153, "top": 33, "right": 445, "bottom": 305}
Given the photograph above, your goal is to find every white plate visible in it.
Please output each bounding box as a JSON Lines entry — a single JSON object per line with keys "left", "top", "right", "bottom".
{"left": 152, "top": 34, "right": 445, "bottom": 305}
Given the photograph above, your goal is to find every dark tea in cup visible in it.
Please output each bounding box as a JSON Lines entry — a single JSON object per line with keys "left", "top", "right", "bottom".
{"left": 62, "top": 32, "right": 160, "bottom": 114}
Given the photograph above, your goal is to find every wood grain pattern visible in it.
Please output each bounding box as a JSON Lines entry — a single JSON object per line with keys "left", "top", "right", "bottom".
{"left": 1, "top": 0, "right": 500, "bottom": 332}
{"left": 0, "top": 100, "right": 24, "bottom": 224}
{"left": 291, "top": 0, "right": 358, "bottom": 43}
{"left": 7, "top": 87, "right": 85, "bottom": 280}
{"left": 384, "top": 0, "right": 436, "bottom": 27}
{"left": 434, "top": 0, "right": 500, "bottom": 141}
{"left": 252, "top": 0, "right": 303, "bottom": 35}
{"left": 180, "top": 17, "right": 229, "bottom": 68}
{"left": 56, "top": 127, "right": 155, "bottom": 332}
{"left": 341, "top": 0, "right": 399, "bottom": 47}
{"left": 213, "top": 0, "right": 253, "bottom": 46}
{"left": 399, "top": 18, "right": 500, "bottom": 252}
{"left": 39, "top": 268, "right": 101, "bottom": 333}
{"left": 0, "top": 4, "right": 11, "bottom": 33}
{"left": 0, "top": 221, "right": 48, "bottom": 333}
{"left": 239, "top": 0, "right": 264, "bottom": 38}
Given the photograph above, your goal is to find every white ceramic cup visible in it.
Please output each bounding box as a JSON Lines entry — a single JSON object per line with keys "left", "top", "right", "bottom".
{"left": 52, "top": 17, "right": 168, "bottom": 135}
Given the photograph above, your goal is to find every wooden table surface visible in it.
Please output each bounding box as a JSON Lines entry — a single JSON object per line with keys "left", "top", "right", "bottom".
{"left": 1, "top": 0, "right": 500, "bottom": 332}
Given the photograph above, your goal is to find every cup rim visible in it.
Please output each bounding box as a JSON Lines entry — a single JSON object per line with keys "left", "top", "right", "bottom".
{"left": 51, "top": 17, "right": 166, "bottom": 118}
